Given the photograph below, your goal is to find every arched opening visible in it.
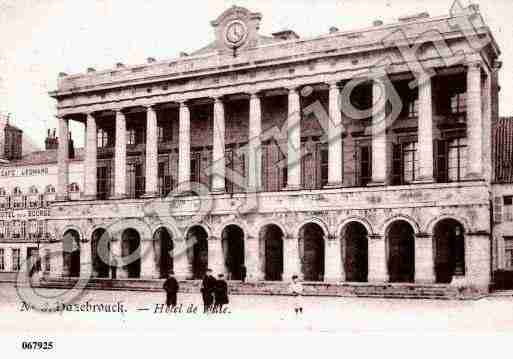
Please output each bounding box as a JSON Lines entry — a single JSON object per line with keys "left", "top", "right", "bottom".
{"left": 91, "top": 228, "right": 110, "bottom": 278}
{"left": 299, "top": 223, "right": 325, "bottom": 282}
{"left": 222, "top": 225, "right": 245, "bottom": 280}
{"left": 186, "top": 226, "right": 209, "bottom": 280}
{"left": 434, "top": 219, "right": 465, "bottom": 284}
{"left": 259, "top": 224, "right": 284, "bottom": 281}
{"left": 121, "top": 228, "right": 141, "bottom": 278}
{"left": 62, "top": 230, "right": 81, "bottom": 277}
{"left": 386, "top": 220, "right": 415, "bottom": 283}
{"left": 342, "top": 222, "right": 368, "bottom": 282}
{"left": 154, "top": 228, "right": 173, "bottom": 279}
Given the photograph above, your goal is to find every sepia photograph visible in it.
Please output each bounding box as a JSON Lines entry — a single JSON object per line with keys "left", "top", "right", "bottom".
{"left": 0, "top": 0, "right": 512, "bottom": 356}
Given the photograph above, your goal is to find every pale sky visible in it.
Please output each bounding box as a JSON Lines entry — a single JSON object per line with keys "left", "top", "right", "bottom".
{"left": 0, "top": 0, "right": 512, "bottom": 150}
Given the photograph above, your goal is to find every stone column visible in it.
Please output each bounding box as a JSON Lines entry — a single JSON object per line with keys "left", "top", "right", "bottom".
{"left": 248, "top": 93, "right": 262, "bottom": 191}
{"left": 208, "top": 236, "right": 225, "bottom": 276}
{"left": 80, "top": 239, "right": 92, "bottom": 278}
{"left": 283, "top": 236, "right": 301, "bottom": 281}
{"left": 324, "top": 235, "right": 343, "bottom": 282}
{"left": 143, "top": 105, "right": 159, "bottom": 197}
{"left": 467, "top": 233, "right": 491, "bottom": 290}
{"left": 178, "top": 102, "right": 191, "bottom": 191}
{"left": 113, "top": 109, "right": 127, "bottom": 199}
{"left": 370, "top": 79, "right": 387, "bottom": 185}
{"left": 287, "top": 87, "right": 301, "bottom": 189}
{"left": 368, "top": 235, "right": 388, "bottom": 282}
{"left": 140, "top": 240, "right": 158, "bottom": 279}
{"left": 83, "top": 113, "right": 98, "bottom": 200}
{"left": 173, "top": 237, "right": 193, "bottom": 280}
{"left": 414, "top": 234, "right": 435, "bottom": 283}
{"left": 415, "top": 74, "right": 434, "bottom": 183}
{"left": 466, "top": 62, "right": 483, "bottom": 179}
{"left": 326, "top": 82, "right": 344, "bottom": 187}
{"left": 110, "top": 237, "right": 122, "bottom": 279}
{"left": 245, "top": 235, "right": 262, "bottom": 281}
{"left": 49, "top": 243, "right": 63, "bottom": 278}
{"left": 56, "top": 116, "right": 70, "bottom": 201}
{"left": 212, "top": 98, "right": 226, "bottom": 192}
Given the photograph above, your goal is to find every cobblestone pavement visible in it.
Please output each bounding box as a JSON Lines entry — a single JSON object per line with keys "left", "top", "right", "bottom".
{"left": 1, "top": 283, "right": 513, "bottom": 335}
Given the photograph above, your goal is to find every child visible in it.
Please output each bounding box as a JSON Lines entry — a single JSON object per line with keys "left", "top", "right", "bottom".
{"left": 289, "top": 275, "right": 304, "bottom": 315}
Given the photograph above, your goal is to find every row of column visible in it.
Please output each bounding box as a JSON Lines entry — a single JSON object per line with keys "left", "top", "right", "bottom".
{"left": 57, "top": 63, "right": 485, "bottom": 200}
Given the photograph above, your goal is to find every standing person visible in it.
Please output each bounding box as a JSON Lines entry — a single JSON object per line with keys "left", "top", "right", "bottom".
{"left": 214, "top": 273, "right": 229, "bottom": 311}
{"left": 201, "top": 268, "right": 216, "bottom": 313}
{"left": 289, "top": 275, "right": 304, "bottom": 315}
{"left": 240, "top": 265, "right": 247, "bottom": 282}
{"left": 163, "top": 272, "right": 179, "bottom": 308}
{"left": 111, "top": 257, "right": 117, "bottom": 280}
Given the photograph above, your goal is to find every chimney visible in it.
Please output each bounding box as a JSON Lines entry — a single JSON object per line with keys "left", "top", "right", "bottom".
{"left": 398, "top": 12, "right": 430, "bottom": 23}
{"left": 329, "top": 26, "right": 339, "bottom": 34}
{"left": 373, "top": 20, "right": 384, "bottom": 26}
{"left": 147, "top": 57, "right": 156, "bottom": 63}
{"left": 179, "top": 52, "right": 189, "bottom": 58}
{"left": 45, "top": 128, "right": 58, "bottom": 150}
{"left": 87, "top": 67, "right": 96, "bottom": 73}
{"left": 116, "top": 62, "right": 125, "bottom": 68}
{"left": 272, "top": 30, "right": 300, "bottom": 41}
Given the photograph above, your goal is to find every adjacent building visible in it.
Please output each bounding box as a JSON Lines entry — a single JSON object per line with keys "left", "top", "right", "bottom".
{"left": 44, "top": 4, "right": 502, "bottom": 294}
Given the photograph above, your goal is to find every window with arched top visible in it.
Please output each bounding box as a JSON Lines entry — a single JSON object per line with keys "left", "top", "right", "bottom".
{"left": 13, "top": 187, "right": 22, "bottom": 196}
{"left": 45, "top": 185, "right": 56, "bottom": 194}
{"left": 29, "top": 186, "right": 39, "bottom": 194}
{"left": 69, "top": 183, "right": 80, "bottom": 193}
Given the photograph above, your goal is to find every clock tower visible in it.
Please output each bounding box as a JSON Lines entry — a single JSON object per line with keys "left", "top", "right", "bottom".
{"left": 211, "top": 6, "right": 262, "bottom": 55}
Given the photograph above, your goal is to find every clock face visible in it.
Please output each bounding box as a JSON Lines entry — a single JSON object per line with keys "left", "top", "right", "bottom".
{"left": 225, "top": 20, "right": 247, "bottom": 46}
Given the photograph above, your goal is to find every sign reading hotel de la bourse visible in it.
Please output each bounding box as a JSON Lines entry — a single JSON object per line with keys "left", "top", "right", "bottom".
{"left": 0, "top": 167, "right": 49, "bottom": 178}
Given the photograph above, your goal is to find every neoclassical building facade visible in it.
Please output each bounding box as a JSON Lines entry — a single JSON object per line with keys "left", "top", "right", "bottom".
{"left": 47, "top": 4, "right": 501, "bottom": 293}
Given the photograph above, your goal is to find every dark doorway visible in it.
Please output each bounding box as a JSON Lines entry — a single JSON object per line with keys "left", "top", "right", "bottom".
{"left": 343, "top": 222, "right": 369, "bottom": 282}
{"left": 27, "top": 247, "right": 40, "bottom": 277}
{"left": 387, "top": 221, "right": 415, "bottom": 283}
{"left": 121, "top": 229, "right": 141, "bottom": 278}
{"left": 299, "top": 223, "right": 325, "bottom": 282}
{"left": 434, "top": 219, "right": 465, "bottom": 284}
{"left": 187, "top": 226, "right": 209, "bottom": 280}
{"left": 91, "top": 228, "right": 110, "bottom": 278}
{"left": 260, "top": 225, "right": 284, "bottom": 281}
{"left": 63, "top": 230, "right": 81, "bottom": 277}
{"left": 154, "top": 228, "right": 173, "bottom": 279}
{"left": 222, "top": 225, "right": 245, "bottom": 280}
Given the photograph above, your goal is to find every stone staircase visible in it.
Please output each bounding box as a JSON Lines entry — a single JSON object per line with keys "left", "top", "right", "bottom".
{"left": 37, "top": 277, "right": 476, "bottom": 300}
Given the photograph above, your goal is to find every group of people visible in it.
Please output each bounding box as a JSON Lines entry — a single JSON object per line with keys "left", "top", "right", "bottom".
{"left": 163, "top": 271, "right": 304, "bottom": 315}
{"left": 162, "top": 269, "right": 229, "bottom": 312}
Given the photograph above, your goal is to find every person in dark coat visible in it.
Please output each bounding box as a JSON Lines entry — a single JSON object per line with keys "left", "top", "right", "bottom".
{"left": 110, "top": 257, "right": 117, "bottom": 279}
{"left": 240, "top": 265, "right": 247, "bottom": 282}
{"left": 214, "top": 274, "right": 229, "bottom": 311}
{"left": 163, "top": 272, "right": 179, "bottom": 308}
{"left": 201, "top": 268, "right": 216, "bottom": 312}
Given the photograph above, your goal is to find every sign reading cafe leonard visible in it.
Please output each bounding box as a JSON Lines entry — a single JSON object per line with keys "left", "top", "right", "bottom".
{"left": 0, "top": 208, "right": 50, "bottom": 219}
{"left": 0, "top": 167, "right": 49, "bottom": 178}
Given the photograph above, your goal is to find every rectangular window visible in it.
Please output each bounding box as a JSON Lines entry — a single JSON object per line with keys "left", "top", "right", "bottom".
{"left": 12, "top": 248, "right": 20, "bottom": 272}
{"left": 0, "top": 249, "right": 4, "bottom": 271}
{"left": 448, "top": 138, "right": 467, "bottom": 182}
{"left": 127, "top": 129, "right": 136, "bottom": 146}
{"left": 357, "top": 144, "right": 372, "bottom": 186}
{"left": 157, "top": 126, "right": 164, "bottom": 143}
{"left": 44, "top": 249, "right": 51, "bottom": 272}
{"left": 505, "top": 237, "right": 513, "bottom": 269}
{"left": 97, "top": 129, "right": 109, "bottom": 148}
{"left": 451, "top": 93, "right": 467, "bottom": 114}
{"left": 403, "top": 142, "right": 419, "bottom": 183}
{"left": 97, "top": 166, "right": 110, "bottom": 200}
{"left": 504, "top": 196, "right": 513, "bottom": 222}
{"left": 158, "top": 161, "right": 172, "bottom": 197}
{"left": 320, "top": 144, "right": 329, "bottom": 187}
{"left": 408, "top": 98, "right": 419, "bottom": 118}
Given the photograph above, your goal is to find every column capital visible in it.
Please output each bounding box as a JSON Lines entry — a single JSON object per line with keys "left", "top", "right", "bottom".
{"left": 178, "top": 100, "right": 190, "bottom": 108}
{"left": 286, "top": 86, "right": 299, "bottom": 93}
{"left": 328, "top": 81, "right": 340, "bottom": 89}
{"left": 248, "top": 91, "right": 262, "bottom": 99}
{"left": 467, "top": 61, "right": 483, "bottom": 71}
{"left": 142, "top": 103, "right": 158, "bottom": 111}
{"left": 213, "top": 96, "right": 224, "bottom": 104}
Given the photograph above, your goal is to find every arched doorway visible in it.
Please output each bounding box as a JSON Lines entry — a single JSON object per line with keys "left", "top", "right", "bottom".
{"left": 386, "top": 221, "right": 415, "bottom": 283}
{"left": 63, "top": 229, "right": 81, "bottom": 277}
{"left": 222, "top": 225, "right": 245, "bottom": 280}
{"left": 187, "top": 226, "right": 209, "bottom": 279}
{"left": 121, "top": 228, "right": 141, "bottom": 278}
{"left": 342, "top": 222, "right": 368, "bottom": 282}
{"left": 154, "top": 228, "right": 173, "bottom": 279}
{"left": 434, "top": 219, "right": 465, "bottom": 284}
{"left": 299, "top": 223, "right": 325, "bottom": 281}
{"left": 259, "top": 224, "right": 284, "bottom": 281}
{"left": 91, "top": 228, "right": 110, "bottom": 278}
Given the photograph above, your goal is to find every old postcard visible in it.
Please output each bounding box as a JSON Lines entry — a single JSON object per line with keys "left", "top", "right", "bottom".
{"left": 0, "top": 0, "right": 512, "bottom": 356}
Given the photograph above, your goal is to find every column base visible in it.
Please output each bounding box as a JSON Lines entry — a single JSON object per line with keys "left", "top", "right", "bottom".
{"left": 284, "top": 185, "right": 302, "bottom": 191}
{"left": 80, "top": 194, "right": 97, "bottom": 201}
{"left": 367, "top": 181, "right": 386, "bottom": 187}
{"left": 109, "top": 194, "right": 128, "bottom": 200}
{"left": 140, "top": 192, "right": 159, "bottom": 199}
{"left": 324, "top": 182, "right": 344, "bottom": 189}
{"left": 412, "top": 177, "right": 435, "bottom": 185}
{"left": 210, "top": 188, "right": 226, "bottom": 194}
{"left": 464, "top": 173, "right": 484, "bottom": 181}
